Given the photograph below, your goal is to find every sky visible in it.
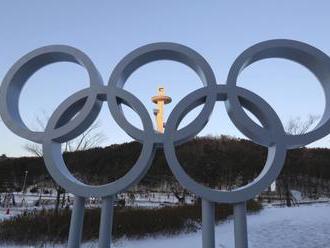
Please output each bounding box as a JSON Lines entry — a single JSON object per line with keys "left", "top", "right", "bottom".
{"left": 0, "top": 1, "right": 330, "bottom": 157}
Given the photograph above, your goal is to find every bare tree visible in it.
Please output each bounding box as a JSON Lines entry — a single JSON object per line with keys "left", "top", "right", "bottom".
{"left": 170, "top": 181, "right": 189, "bottom": 205}
{"left": 282, "top": 114, "right": 319, "bottom": 207}
{"left": 23, "top": 113, "right": 106, "bottom": 213}
{"left": 24, "top": 113, "right": 106, "bottom": 155}
{"left": 285, "top": 115, "right": 319, "bottom": 135}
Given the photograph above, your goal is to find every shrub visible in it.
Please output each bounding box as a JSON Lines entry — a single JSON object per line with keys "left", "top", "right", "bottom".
{"left": 29, "top": 186, "right": 39, "bottom": 193}
{"left": 0, "top": 200, "right": 261, "bottom": 245}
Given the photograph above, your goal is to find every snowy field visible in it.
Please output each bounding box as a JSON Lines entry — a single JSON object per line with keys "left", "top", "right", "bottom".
{"left": 3, "top": 203, "right": 330, "bottom": 248}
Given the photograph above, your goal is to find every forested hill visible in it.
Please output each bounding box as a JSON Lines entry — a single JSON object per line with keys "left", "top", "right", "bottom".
{"left": 1, "top": 136, "right": 330, "bottom": 194}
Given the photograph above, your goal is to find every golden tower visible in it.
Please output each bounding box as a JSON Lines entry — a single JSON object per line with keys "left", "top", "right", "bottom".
{"left": 151, "top": 87, "right": 172, "bottom": 133}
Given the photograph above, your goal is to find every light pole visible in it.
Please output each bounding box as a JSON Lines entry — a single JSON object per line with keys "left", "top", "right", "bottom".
{"left": 22, "top": 170, "right": 28, "bottom": 193}
{"left": 21, "top": 170, "right": 28, "bottom": 207}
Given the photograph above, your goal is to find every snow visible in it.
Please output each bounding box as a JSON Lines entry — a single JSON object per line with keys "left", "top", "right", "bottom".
{"left": 0, "top": 191, "right": 195, "bottom": 219}
{"left": 2, "top": 203, "right": 330, "bottom": 248}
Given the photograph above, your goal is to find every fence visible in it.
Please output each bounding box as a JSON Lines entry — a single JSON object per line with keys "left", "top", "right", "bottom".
{"left": 1, "top": 39, "right": 330, "bottom": 248}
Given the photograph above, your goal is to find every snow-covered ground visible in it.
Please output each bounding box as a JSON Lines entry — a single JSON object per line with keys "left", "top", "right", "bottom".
{"left": 0, "top": 191, "right": 196, "bottom": 220}
{"left": 3, "top": 203, "right": 330, "bottom": 248}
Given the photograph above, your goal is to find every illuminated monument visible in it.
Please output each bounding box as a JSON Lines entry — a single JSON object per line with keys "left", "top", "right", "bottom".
{"left": 151, "top": 87, "right": 172, "bottom": 133}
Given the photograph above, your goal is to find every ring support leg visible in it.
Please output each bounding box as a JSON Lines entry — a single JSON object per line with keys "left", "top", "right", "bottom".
{"left": 68, "top": 196, "right": 85, "bottom": 248}
{"left": 99, "top": 196, "right": 114, "bottom": 248}
{"left": 202, "top": 199, "right": 215, "bottom": 248}
{"left": 234, "top": 201, "right": 248, "bottom": 248}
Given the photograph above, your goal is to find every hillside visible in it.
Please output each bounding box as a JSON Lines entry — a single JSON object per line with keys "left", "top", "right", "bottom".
{"left": 1, "top": 136, "right": 330, "bottom": 197}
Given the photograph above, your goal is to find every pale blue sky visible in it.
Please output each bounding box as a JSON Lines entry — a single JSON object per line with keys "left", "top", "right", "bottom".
{"left": 1, "top": 1, "right": 330, "bottom": 157}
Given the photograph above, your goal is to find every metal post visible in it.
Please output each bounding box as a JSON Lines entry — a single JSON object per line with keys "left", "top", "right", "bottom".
{"left": 234, "top": 201, "right": 248, "bottom": 248}
{"left": 68, "top": 196, "right": 85, "bottom": 248}
{"left": 99, "top": 196, "right": 114, "bottom": 248}
{"left": 202, "top": 199, "right": 215, "bottom": 248}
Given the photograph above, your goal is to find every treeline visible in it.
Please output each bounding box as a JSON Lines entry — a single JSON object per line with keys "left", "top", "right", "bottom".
{"left": 1, "top": 136, "right": 330, "bottom": 196}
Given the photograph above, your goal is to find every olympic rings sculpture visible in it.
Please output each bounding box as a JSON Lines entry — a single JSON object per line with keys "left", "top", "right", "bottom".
{"left": 1, "top": 39, "right": 330, "bottom": 205}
